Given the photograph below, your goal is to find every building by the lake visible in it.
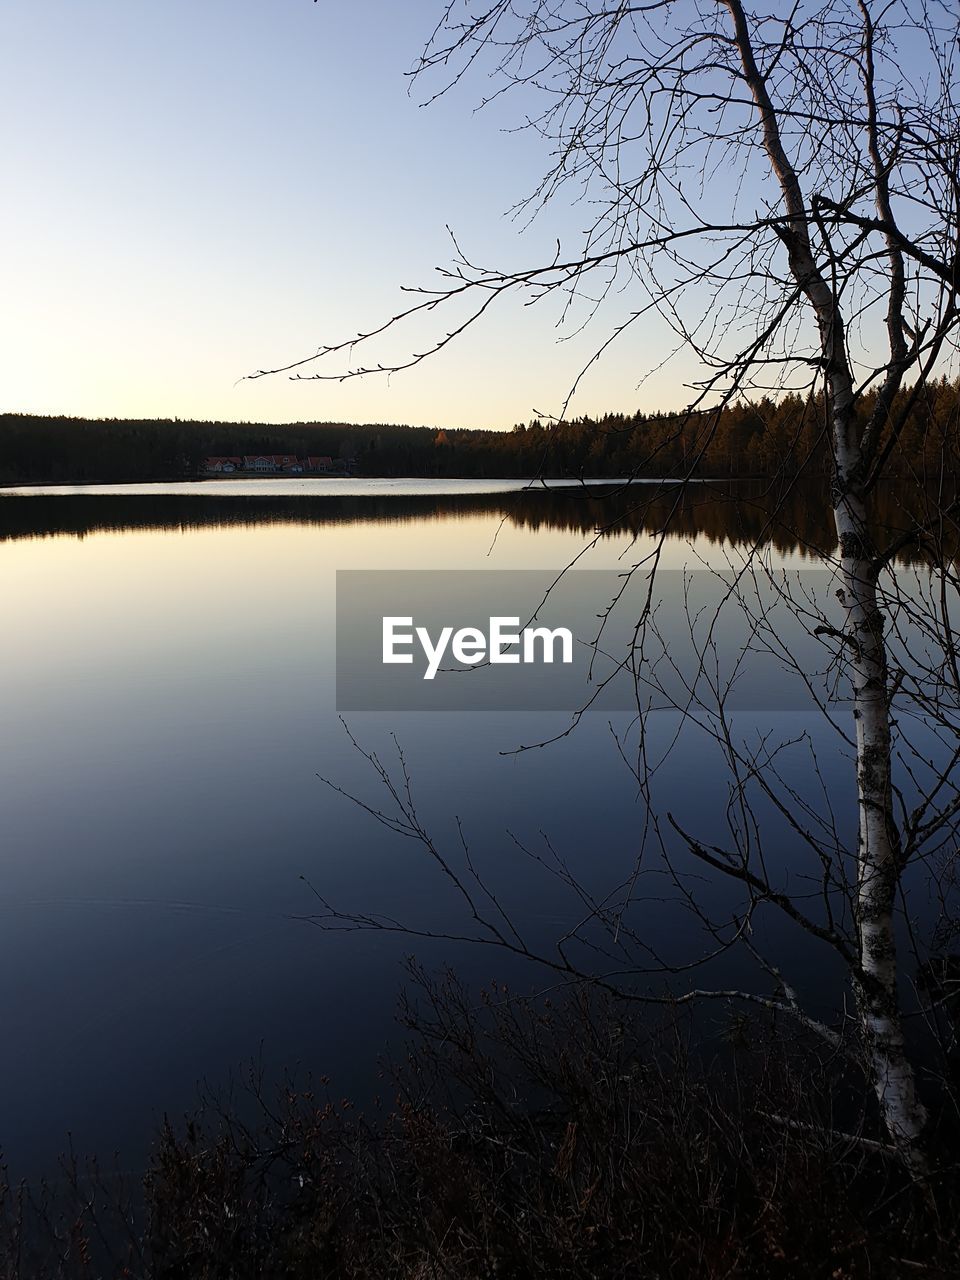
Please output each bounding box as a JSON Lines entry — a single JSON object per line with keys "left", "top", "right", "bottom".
{"left": 203, "top": 454, "right": 342, "bottom": 476}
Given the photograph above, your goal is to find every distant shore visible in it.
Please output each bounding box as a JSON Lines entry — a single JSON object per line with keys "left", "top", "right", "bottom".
{"left": 4, "top": 393, "right": 957, "bottom": 488}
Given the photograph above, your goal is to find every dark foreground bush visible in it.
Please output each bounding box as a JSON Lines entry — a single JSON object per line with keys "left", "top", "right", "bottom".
{"left": 3, "top": 969, "right": 958, "bottom": 1279}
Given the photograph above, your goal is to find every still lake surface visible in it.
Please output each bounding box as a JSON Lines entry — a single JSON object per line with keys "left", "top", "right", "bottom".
{"left": 0, "top": 478, "right": 860, "bottom": 1175}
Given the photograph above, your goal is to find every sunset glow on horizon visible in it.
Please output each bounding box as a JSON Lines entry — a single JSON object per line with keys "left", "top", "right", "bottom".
{"left": 1, "top": 0, "right": 707, "bottom": 432}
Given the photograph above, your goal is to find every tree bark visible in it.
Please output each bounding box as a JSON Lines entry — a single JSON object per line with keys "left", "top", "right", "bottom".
{"left": 834, "top": 483, "right": 930, "bottom": 1169}
{"left": 724, "top": 0, "right": 929, "bottom": 1168}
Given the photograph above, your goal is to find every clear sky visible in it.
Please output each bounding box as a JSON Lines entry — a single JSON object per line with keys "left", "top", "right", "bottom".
{"left": 1, "top": 0, "right": 697, "bottom": 431}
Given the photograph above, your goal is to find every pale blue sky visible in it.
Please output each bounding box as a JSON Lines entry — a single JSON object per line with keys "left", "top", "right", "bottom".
{"left": 1, "top": 0, "right": 700, "bottom": 429}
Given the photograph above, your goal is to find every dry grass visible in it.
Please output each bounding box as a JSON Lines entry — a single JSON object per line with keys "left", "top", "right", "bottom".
{"left": 3, "top": 968, "right": 958, "bottom": 1279}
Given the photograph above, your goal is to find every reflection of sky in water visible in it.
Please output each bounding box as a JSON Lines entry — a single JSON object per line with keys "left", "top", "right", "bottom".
{"left": 0, "top": 486, "right": 933, "bottom": 1174}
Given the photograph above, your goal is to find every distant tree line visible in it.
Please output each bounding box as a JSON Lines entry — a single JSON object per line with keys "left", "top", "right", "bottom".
{"left": 2, "top": 376, "right": 958, "bottom": 484}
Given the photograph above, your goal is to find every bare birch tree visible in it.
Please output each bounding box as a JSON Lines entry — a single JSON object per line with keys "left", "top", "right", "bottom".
{"left": 261, "top": 1, "right": 960, "bottom": 1171}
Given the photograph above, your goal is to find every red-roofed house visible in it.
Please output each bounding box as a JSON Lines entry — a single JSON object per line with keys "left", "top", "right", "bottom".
{"left": 306, "top": 456, "right": 335, "bottom": 473}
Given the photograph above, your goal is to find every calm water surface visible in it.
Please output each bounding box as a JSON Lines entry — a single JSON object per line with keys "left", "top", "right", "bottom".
{"left": 0, "top": 479, "right": 852, "bottom": 1174}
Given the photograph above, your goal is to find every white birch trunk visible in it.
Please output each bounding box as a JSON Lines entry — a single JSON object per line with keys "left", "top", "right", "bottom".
{"left": 724, "top": 0, "right": 929, "bottom": 1169}
{"left": 833, "top": 476, "right": 930, "bottom": 1170}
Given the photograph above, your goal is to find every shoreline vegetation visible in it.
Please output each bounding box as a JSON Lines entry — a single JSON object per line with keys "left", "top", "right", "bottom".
{"left": 3, "top": 978, "right": 959, "bottom": 1278}
{"left": 3, "top": 375, "right": 959, "bottom": 486}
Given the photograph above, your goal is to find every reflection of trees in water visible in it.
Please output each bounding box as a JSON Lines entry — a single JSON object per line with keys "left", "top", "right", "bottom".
{"left": 0, "top": 482, "right": 945, "bottom": 561}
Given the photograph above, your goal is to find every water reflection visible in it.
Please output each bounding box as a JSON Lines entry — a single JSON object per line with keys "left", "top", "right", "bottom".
{"left": 0, "top": 479, "right": 948, "bottom": 1179}
{"left": 0, "top": 478, "right": 924, "bottom": 558}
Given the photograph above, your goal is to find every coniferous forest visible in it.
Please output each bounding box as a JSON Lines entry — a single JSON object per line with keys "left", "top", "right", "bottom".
{"left": 3, "top": 376, "right": 958, "bottom": 484}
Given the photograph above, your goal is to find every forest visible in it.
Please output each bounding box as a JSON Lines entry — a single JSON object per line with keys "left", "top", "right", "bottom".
{"left": 2, "top": 375, "right": 958, "bottom": 485}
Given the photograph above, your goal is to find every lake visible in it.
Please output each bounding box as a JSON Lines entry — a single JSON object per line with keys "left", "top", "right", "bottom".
{"left": 0, "top": 477, "right": 912, "bottom": 1176}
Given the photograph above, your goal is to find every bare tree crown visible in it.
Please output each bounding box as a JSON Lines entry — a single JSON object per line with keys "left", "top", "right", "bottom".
{"left": 283, "top": 1, "right": 960, "bottom": 1173}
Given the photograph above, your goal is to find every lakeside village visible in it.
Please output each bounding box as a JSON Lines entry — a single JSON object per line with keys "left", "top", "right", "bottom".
{"left": 203, "top": 453, "right": 356, "bottom": 477}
